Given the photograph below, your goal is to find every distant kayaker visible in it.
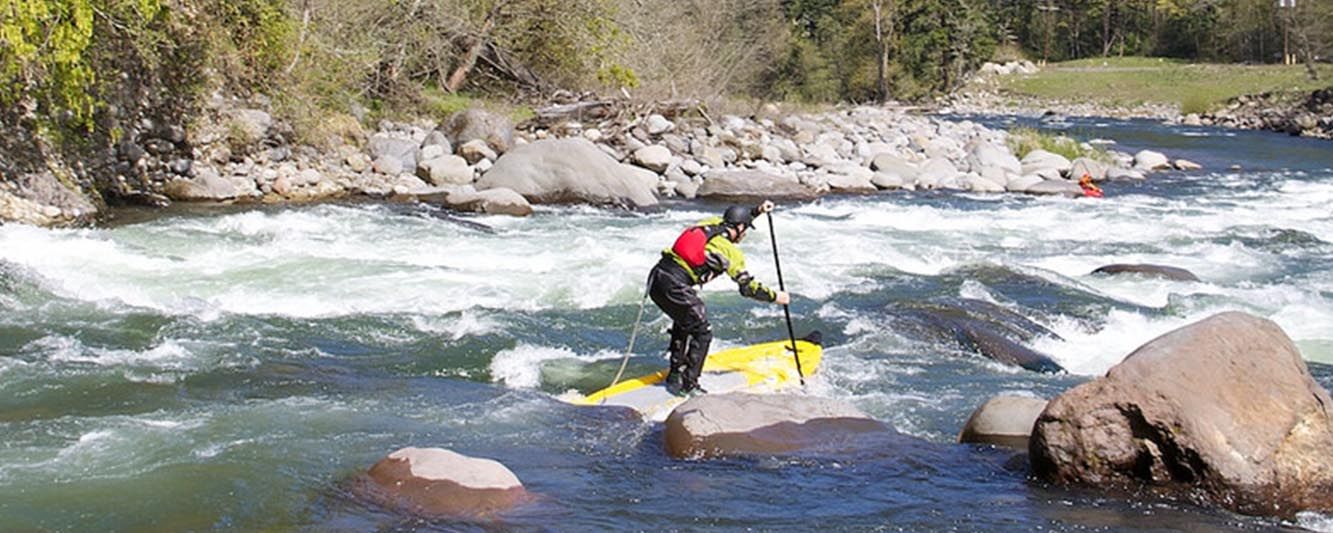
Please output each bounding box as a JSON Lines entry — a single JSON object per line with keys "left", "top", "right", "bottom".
{"left": 648, "top": 201, "right": 790, "bottom": 397}
{"left": 1079, "top": 174, "right": 1104, "bottom": 198}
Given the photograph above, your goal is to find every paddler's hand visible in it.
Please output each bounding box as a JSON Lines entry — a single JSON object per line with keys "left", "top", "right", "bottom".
{"left": 754, "top": 200, "right": 775, "bottom": 215}
{"left": 774, "top": 291, "right": 790, "bottom": 305}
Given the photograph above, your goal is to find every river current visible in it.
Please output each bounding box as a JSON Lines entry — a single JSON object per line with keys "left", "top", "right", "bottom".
{"left": 2, "top": 117, "right": 1332, "bottom": 531}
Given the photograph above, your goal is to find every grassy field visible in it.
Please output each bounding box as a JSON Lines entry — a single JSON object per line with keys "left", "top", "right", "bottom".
{"left": 996, "top": 57, "right": 1333, "bottom": 114}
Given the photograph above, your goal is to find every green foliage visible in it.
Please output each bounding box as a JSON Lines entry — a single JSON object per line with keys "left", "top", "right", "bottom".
{"left": 1006, "top": 127, "right": 1108, "bottom": 162}
{"left": 202, "top": 0, "right": 295, "bottom": 90}
{"left": 597, "top": 64, "right": 639, "bottom": 89}
{"left": 0, "top": 0, "right": 171, "bottom": 133}
{"left": 1179, "top": 92, "right": 1212, "bottom": 115}
{"left": 992, "top": 0, "right": 1332, "bottom": 65}
{"left": 422, "top": 88, "right": 475, "bottom": 118}
{"left": 765, "top": 0, "right": 997, "bottom": 103}
{"left": 2, "top": 0, "right": 96, "bottom": 128}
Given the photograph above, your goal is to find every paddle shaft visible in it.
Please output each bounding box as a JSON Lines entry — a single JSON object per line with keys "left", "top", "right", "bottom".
{"left": 766, "top": 211, "right": 805, "bottom": 385}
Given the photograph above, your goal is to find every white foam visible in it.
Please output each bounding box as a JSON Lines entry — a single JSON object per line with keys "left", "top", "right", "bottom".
{"left": 56, "top": 339, "right": 193, "bottom": 367}
{"left": 1032, "top": 309, "right": 1254, "bottom": 375}
{"left": 489, "top": 344, "right": 623, "bottom": 389}
{"left": 410, "top": 310, "right": 502, "bottom": 340}
{"left": 1297, "top": 512, "right": 1333, "bottom": 533}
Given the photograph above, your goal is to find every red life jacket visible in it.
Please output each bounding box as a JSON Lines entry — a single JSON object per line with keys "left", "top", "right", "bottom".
{"left": 671, "top": 224, "right": 726, "bottom": 268}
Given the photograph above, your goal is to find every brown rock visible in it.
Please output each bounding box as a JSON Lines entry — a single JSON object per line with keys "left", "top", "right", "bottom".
{"left": 697, "top": 170, "right": 821, "bottom": 201}
{"left": 664, "top": 393, "right": 887, "bottom": 459}
{"left": 1030, "top": 312, "right": 1333, "bottom": 518}
{"left": 443, "top": 109, "right": 515, "bottom": 154}
{"left": 364, "top": 447, "right": 527, "bottom": 518}
{"left": 475, "top": 138, "right": 658, "bottom": 207}
{"left": 445, "top": 187, "right": 532, "bottom": 217}
{"left": 163, "top": 166, "right": 239, "bottom": 201}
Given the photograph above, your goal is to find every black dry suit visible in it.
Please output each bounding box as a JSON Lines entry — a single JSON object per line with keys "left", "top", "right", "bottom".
{"left": 647, "top": 208, "right": 777, "bottom": 395}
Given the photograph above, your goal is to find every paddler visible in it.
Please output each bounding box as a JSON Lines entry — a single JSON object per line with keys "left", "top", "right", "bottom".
{"left": 647, "top": 201, "right": 790, "bottom": 397}
{"left": 1079, "top": 174, "right": 1104, "bottom": 198}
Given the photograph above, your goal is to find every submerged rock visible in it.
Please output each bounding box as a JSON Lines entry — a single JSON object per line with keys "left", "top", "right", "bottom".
{"left": 1091, "top": 263, "right": 1200, "bottom": 282}
{"left": 887, "top": 298, "right": 1065, "bottom": 373}
{"left": 664, "top": 393, "right": 888, "bottom": 459}
{"left": 959, "top": 395, "right": 1049, "bottom": 449}
{"left": 1030, "top": 312, "right": 1333, "bottom": 518}
{"left": 364, "top": 447, "right": 528, "bottom": 518}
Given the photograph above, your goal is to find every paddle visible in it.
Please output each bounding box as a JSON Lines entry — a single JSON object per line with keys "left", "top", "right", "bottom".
{"left": 766, "top": 208, "right": 805, "bottom": 386}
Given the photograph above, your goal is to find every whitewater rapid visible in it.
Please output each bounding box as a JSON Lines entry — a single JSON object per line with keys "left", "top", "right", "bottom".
{"left": 4, "top": 171, "right": 1331, "bottom": 377}
{"left": 3, "top": 119, "right": 1333, "bottom": 531}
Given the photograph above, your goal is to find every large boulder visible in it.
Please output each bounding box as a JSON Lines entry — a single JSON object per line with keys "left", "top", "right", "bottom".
{"left": 1091, "top": 263, "right": 1200, "bottom": 282}
{"left": 1021, "top": 149, "right": 1072, "bottom": 178}
{"left": 959, "top": 395, "right": 1049, "bottom": 449}
{"left": 1133, "top": 149, "right": 1171, "bottom": 171}
{"left": 0, "top": 170, "right": 98, "bottom": 225}
{"left": 631, "top": 145, "right": 672, "bottom": 174}
{"left": 966, "top": 141, "right": 1021, "bottom": 175}
{"left": 1030, "top": 312, "right": 1333, "bottom": 518}
{"left": 227, "top": 109, "right": 272, "bottom": 145}
{"left": 821, "top": 164, "right": 877, "bottom": 193}
{"left": 869, "top": 153, "right": 920, "bottom": 179}
{"left": 1106, "top": 167, "right": 1146, "bottom": 181}
{"left": 417, "top": 155, "right": 473, "bottom": 186}
{"left": 476, "top": 138, "right": 658, "bottom": 207}
{"left": 368, "top": 134, "right": 420, "bottom": 170}
{"left": 364, "top": 447, "right": 527, "bottom": 517}
{"left": 1005, "top": 174, "right": 1045, "bottom": 193}
{"left": 697, "top": 170, "right": 820, "bottom": 201}
{"left": 664, "top": 393, "right": 888, "bottom": 459}
{"left": 444, "top": 187, "right": 532, "bottom": 217}
{"left": 1069, "top": 157, "right": 1108, "bottom": 181}
{"left": 1024, "top": 179, "right": 1083, "bottom": 197}
{"left": 915, "top": 158, "right": 959, "bottom": 190}
{"left": 163, "top": 166, "right": 239, "bottom": 201}
{"left": 443, "top": 109, "right": 516, "bottom": 154}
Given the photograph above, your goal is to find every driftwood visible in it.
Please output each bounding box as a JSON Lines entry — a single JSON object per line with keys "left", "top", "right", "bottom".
{"left": 526, "top": 98, "right": 707, "bottom": 131}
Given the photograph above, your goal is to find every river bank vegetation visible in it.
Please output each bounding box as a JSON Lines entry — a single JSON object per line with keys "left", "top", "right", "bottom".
{"left": 2, "top": 0, "right": 1332, "bottom": 223}
{"left": 5, "top": 1, "right": 1331, "bottom": 137}
{"left": 985, "top": 57, "right": 1333, "bottom": 115}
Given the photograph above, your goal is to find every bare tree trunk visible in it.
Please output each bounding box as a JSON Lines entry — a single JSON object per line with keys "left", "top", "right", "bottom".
{"left": 1292, "top": 2, "right": 1320, "bottom": 81}
{"left": 286, "top": 0, "right": 311, "bottom": 74}
{"left": 873, "top": 0, "right": 887, "bottom": 103}
{"left": 1101, "top": 1, "right": 1112, "bottom": 56}
{"left": 445, "top": 1, "right": 509, "bottom": 93}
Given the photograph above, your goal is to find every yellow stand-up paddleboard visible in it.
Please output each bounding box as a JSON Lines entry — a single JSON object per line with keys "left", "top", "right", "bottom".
{"left": 566, "top": 332, "right": 822, "bottom": 421}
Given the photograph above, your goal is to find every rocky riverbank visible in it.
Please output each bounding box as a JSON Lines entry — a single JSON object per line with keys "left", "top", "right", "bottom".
{"left": 942, "top": 61, "right": 1333, "bottom": 140}
{"left": 0, "top": 96, "right": 1190, "bottom": 226}
{"left": 938, "top": 61, "right": 1179, "bottom": 121}
{"left": 1184, "top": 87, "right": 1333, "bottom": 140}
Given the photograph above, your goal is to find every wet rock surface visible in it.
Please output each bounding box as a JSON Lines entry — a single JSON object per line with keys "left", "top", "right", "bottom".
{"left": 1031, "top": 312, "right": 1333, "bottom": 518}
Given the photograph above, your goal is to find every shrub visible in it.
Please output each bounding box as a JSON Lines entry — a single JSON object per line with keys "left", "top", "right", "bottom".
{"left": 1006, "top": 127, "right": 1110, "bottom": 163}
{"left": 1179, "top": 92, "right": 1212, "bottom": 115}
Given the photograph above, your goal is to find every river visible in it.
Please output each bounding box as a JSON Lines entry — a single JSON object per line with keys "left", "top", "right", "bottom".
{"left": 2, "top": 116, "right": 1331, "bottom": 531}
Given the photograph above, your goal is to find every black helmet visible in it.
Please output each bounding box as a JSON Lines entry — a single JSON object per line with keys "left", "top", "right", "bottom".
{"left": 722, "top": 205, "right": 755, "bottom": 230}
